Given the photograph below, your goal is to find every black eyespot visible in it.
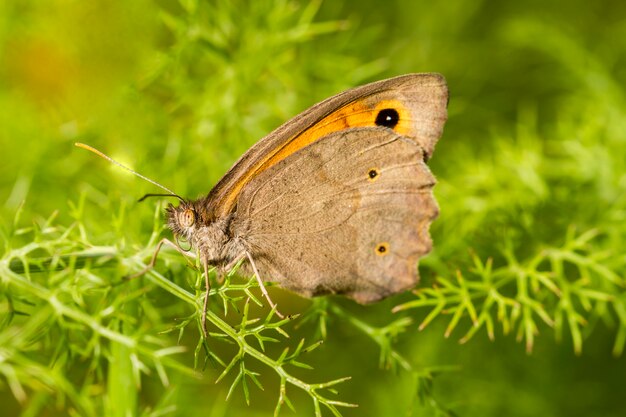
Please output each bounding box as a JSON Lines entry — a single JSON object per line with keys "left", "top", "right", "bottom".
{"left": 375, "top": 242, "right": 390, "bottom": 256}
{"left": 368, "top": 169, "right": 378, "bottom": 179}
{"left": 375, "top": 108, "right": 399, "bottom": 128}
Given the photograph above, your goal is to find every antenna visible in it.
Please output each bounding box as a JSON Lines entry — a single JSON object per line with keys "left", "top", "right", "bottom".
{"left": 137, "top": 193, "right": 184, "bottom": 202}
{"left": 75, "top": 142, "right": 184, "bottom": 202}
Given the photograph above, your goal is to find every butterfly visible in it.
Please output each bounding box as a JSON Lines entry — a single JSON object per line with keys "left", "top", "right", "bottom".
{"left": 78, "top": 73, "right": 448, "bottom": 325}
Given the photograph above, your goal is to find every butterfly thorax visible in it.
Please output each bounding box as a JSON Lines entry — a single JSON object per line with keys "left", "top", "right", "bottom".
{"left": 166, "top": 200, "right": 244, "bottom": 266}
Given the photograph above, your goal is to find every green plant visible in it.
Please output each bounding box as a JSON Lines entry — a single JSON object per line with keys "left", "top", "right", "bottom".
{"left": 2, "top": 1, "right": 626, "bottom": 416}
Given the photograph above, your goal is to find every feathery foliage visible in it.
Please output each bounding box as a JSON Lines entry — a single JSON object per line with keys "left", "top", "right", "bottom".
{"left": 1, "top": 0, "right": 626, "bottom": 416}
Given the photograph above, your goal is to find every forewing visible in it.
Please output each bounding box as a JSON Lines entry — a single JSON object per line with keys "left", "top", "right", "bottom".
{"left": 206, "top": 73, "right": 448, "bottom": 219}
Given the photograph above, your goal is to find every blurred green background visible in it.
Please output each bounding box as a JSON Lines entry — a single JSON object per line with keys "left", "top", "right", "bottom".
{"left": 2, "top": 0, "right": 626, "bottom": 416}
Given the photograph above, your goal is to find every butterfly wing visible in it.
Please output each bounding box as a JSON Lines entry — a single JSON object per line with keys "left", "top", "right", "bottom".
{"left": 233, "top": 127, "right": 438, "bottom": 303}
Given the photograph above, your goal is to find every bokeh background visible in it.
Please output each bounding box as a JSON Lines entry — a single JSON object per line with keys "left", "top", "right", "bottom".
{"left": 2, "top": 1, "right": 626, "bottom": 416}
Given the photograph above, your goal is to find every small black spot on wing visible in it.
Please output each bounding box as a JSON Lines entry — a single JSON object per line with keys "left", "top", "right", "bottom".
{"left": 375, "top": 242, "right": 390, "bottom": 256}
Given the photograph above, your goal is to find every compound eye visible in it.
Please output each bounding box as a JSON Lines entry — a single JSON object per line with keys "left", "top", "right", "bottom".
{"left": 179, "top": 208, "right": 195, "bottom": 228}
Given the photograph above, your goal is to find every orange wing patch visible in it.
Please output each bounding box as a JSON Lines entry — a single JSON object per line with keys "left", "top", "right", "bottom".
{"left": 258, "top": 99, "right": 410, "bottom": 173}
{"left": 220, "top": 98, "right": 411, "bottom": 216}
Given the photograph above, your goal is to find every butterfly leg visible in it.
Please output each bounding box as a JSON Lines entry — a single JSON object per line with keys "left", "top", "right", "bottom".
{"left": 126, "top": 238, "right": 194, "bottom": 280}
{"left": 245, "top": 251, "right": 285, "bottom": 319}
{"left": 201, "top": 258, "right": 210, "bottom": 337}
{"left": 127, "top": 238, "right": 210, "bottom": 337}
{"left": 220, "top": 254, "right": 246, "bottom": 284}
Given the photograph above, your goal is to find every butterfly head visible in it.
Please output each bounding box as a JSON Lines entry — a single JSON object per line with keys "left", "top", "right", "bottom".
{"left": 166, "top": 199, "right": 237, "bottom": 262}
{"left": 166, "top": 201, "right": 200, "bottom": 242}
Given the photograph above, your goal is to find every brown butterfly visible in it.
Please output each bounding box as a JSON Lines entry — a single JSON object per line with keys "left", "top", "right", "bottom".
{"left": 78, "top": 73, "right": 448, "bottom": 324}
